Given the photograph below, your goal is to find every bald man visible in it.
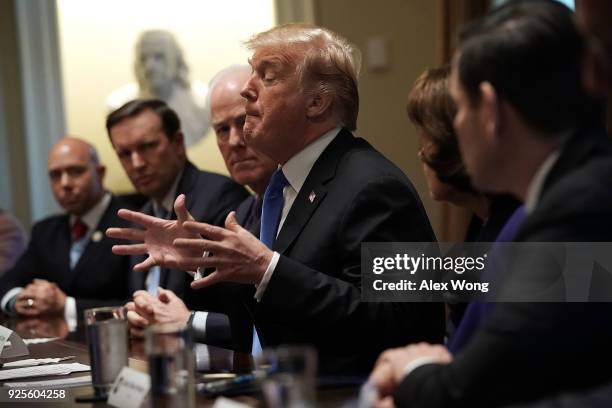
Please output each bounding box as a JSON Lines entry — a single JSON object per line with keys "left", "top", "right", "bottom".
{"left": 0, "top": 137, "right": 132, "bottom": 323}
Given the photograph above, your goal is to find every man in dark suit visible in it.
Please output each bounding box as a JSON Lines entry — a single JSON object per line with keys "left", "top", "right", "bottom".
{"left": 105, "top": 99, "right": 248, "bottom": 349}
{"left": 121, "top": 66, "right": 276, "bottom": 353}
{"left": 0, "top": 137, "right": 132, "bottom": 322}
{"left": 369, "top": 2, "right": 612, "bottom": 407}
{"left": 110, "top": 25, "right": 444, "bottom": 373}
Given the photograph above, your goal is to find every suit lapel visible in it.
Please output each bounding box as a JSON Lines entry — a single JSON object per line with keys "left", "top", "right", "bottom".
{"left": 53, "top": 216, "right": 73, "bottom": 289}
{"left": 273, "top": 129, "right": 354, "bottom": 254}
{"left": 63, "top": 197, "right": 117, "bottom": 291}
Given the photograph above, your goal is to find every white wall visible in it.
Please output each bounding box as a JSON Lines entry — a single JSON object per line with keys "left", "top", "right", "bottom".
{"left": 57, "top": 0, "right": 276, "bottom": 193}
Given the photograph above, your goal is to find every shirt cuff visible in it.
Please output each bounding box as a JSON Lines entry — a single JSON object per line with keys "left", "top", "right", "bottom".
{"left": 402, "top": 356, "right": 442, "bottom": 378}
{"left": 1, "top": 287, "right": 23, "bottom": 313}
{"left": 194, "top": 343, "right": 211, "bottom": 371}
{"left": 191, "top": 311, "right": 209, "bottom": 339}
{"left": 254, "top": 251, "right": 280, "bottom": 302}
{"left": 63, "top": 297, "right": 78, "bottom": 332}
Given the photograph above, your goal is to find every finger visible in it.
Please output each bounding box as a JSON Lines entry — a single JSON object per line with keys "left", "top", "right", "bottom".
{"left": 134, "top": 296, "right": 155, "bottom": 314}
{"left": 174, "top": 194, "right": 190, "bottom": 223}
{"left": 175, "top": 256, "right": 218, "bottom": 271}
{"left": 125, "top": 301, "right": 136, "bottom": 311}
{"left": 173, "top": 238, "right": 226, "bottom": 253}
{"left": 33, "top": 278, "right": 50, "bottom": 284}
{"left": 117, "top": 208, "right": 161, "bottom": 226}
{"left": 112, "top": 244, "right": 149, "bottom": 256}
{"left": 369, "top": 361, "right": 396, "bottom": 396}
{"left": 224, "top": 211, "right": 241, "bottom": 232}
{"left": 127, "top": 310, "right": 149, "bottom": 328}
{"left": 157, "top": 287, "right": 175, "bottom": 303}
{"left": 18, "top": 306, "right": 41, "bottom": 317}
{"left": 133, "top": 256, "right": 159, "bottom": 273}
{"left": 190, "top": 271, "right": 222, "bottom": 290}
{"left": 106, "top": 227, "right": 145, "bottom": 242}
{"left": 375, "top": 396, "right": 396, "bottom": 408}
{"left": 183, "top": 221, "right": 228, "bottom": 240}
{"left": 133, "top": 290, "right": 153, "bottom": 299}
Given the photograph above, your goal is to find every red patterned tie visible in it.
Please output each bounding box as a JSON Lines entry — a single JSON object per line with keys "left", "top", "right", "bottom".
{"left": 72, "top": 219, "right": 88, "bottom": 241}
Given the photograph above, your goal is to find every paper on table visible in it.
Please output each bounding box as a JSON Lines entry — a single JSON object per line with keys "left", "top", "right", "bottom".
{"left": 212, "top": 397, "right": 251, "bottom": 408}
{"left": 5, "top": 337, "right": 60, "bottom": 348}
{"left": 4, "top": 375, "right": 92, "bottom": 388}
{"left": 23, "top": 337, "right": 60, "bottom": 345}
{"left": 0, "top": 362, "right": 90, "bottom": 381}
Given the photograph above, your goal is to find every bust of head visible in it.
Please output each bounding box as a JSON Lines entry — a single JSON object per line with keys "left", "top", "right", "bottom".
{"left": 134, "top": 30, "right": 190, "bottom": 99}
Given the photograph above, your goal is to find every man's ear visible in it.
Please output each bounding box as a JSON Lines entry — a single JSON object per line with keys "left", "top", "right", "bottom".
{"left": 97, "top": 164, "right": 106, "bottom": 181}
{"left": 173, "top": 131, "right": 187, "bottom": 155}
{"left": 306, "top": 92, "right": 333, "bottom": 121}
{"left": 479, "top": 81, "right": 502, "bottom": 140}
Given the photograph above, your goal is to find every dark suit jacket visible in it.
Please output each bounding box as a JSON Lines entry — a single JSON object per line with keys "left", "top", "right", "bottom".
{"left": 0, "top": 195, "right": 132, "bottom": 318}
{"left": 130, "top": 161, "right": 251, "bottom": 350}
{"left": 251, "top": 129, "right": 445, "bottom": 374}
{"left": 197, "top": 195, "right": 261, "bottom": 353}
{"left": 395, "top": 126, "right": 612, "bottom": 408}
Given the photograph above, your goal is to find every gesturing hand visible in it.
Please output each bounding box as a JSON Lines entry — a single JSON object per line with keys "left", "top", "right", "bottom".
{"left": 106, "top": 194, "right": 202, "bottom": 272}
{"left": 173, "top": 211, "right": 273, "bottom": 289}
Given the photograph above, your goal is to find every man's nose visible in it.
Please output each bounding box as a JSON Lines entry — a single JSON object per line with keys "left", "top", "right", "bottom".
{"left": 130, "top": 151, "right": 146, "bottom": 169}
{"left": 228, "top": 126, "right": 245, "bottom": 147}
{"left": 60, "top": 172, "right": 72, "bottom": 188}
{"left": 240, "top": 76, "right": 257, "bottom": 101}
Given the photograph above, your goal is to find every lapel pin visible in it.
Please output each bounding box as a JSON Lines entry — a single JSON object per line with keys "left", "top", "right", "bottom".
{"left": 92, "top": 231, "right": 103, "bottom": 242}
{"left": 308, "top": 191, "right": 316, "bottom": 203}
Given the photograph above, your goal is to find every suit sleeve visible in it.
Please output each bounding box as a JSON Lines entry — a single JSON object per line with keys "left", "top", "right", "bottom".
{"left": 257, "top": 176, "right": 443, "bottom": 350}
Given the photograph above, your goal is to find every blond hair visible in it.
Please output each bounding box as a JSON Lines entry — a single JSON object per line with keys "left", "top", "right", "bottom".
{"left": 245, "top": 24, "right": 360, "bottom": 130}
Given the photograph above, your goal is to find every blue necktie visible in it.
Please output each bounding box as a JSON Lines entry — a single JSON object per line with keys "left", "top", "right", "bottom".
{"left": 260, "top": 169, "right": 289, "bottom": 249}
{"left": 253, "top": 169, "right": 289, "bottom": 357}
{"left": 449, "top": 205, "right": 526, "bottom": 353}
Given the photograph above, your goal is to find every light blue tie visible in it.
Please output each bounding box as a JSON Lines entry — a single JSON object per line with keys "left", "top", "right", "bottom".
{"left": 146, "top": 206, "right": 169, "bottom": 294}
{"left": 252, "top": 169, "right": 289, "bottom": 357}
{"left": 69, "top": 234, "right": 89, "bottom": 269}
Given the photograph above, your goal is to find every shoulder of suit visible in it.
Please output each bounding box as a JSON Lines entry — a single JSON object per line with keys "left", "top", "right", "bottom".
{"left": 331, "top": 136, "right": 410, "bottom": 186}
{"left": 191, "top": 169, "right": 246, "bottom": 194}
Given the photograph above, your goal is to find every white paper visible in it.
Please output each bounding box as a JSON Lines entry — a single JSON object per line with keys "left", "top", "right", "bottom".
{"left": 107, "top": 366, "right": 150, "bottom": 408}
{"left": 2, "top": 356, "right": 72, "bottom": 368}
{"left": 23, "top": 337, "right": 60, "bottom": 345}
{"left": 212, "top": 397, "right": 252, "bottom": 408}
{"left": 4, "top": 375, "right": 92, "bottom": 388}
{"left": 0, "top": 362, "right": 90, "bottom": 381}
{"left": 0, "top": 331, "right": 29, "bottom": 359}
{"left": 0, "top": 326, "right": 13, "bottom": 354}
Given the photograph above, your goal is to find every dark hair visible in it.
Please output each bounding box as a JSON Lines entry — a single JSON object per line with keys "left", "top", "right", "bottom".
{"left": 407, "top": 66, "right": 474, "bottom": 193}
{"left": 457, "top": 0, "right": 600, "bottom": 134}
{"left": 105, "top": 99, "right": 181, "bottom": 140}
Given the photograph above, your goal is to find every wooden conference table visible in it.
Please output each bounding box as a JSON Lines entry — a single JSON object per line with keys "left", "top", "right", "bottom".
{"left": 0, "top": 316, "right": 359, "bottom": 407}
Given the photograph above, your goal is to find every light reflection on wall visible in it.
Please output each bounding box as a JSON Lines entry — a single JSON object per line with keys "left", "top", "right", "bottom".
{"left": 57, "top": 0, "right": 275, "bottom": 193}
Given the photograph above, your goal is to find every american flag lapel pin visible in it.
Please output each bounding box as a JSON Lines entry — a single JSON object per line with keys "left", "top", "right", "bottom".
{"left": 308, "top": 191, "right": 316, "bottom": 203}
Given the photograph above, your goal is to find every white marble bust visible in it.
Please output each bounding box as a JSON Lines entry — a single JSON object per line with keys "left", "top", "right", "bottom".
{"left": 107, "top": 30, "right": 210, "bottom": 147}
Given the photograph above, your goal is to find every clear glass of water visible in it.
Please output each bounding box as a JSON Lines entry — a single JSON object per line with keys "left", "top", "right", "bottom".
{"left": 257, "top": 345, "right": 318, "bottom": 408}
{"left": 145, "top": 322, "right": 195, "bottom": 408}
